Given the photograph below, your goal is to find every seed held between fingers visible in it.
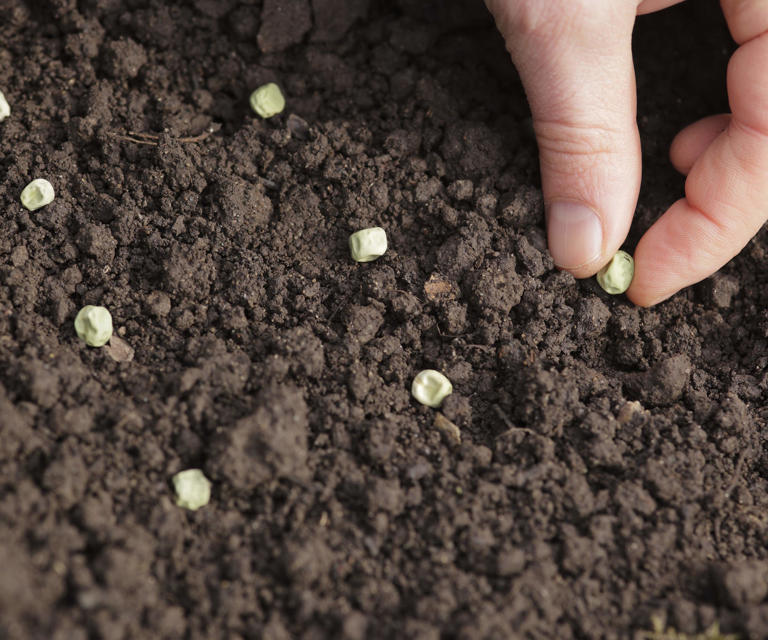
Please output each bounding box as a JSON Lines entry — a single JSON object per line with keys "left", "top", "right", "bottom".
{"left": 596, "top": 250, "right": 634, "bottom": 295}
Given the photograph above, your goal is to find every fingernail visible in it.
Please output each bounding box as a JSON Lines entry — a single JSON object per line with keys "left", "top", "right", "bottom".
{"left": 546, "top": 201, "right": 603, "bottom": 269}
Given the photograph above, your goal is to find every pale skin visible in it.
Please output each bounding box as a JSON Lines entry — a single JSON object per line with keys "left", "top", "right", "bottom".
{"left": 485, "top": 0, "right": 768, "bottom": 306}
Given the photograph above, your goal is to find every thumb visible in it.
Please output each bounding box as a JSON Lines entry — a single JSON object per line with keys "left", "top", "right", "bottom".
{"left": 488, "top": 1, "right": 640, "bottom": 276}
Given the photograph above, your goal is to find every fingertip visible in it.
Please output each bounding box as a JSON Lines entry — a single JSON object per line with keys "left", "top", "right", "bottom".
{"left": 624, "top": 241, "right": 661, "bottom": 307}
{"left": 623, "top": 203, "right": 699, "bottom": 307}
{"left": 546, "top": 200, "right": 604, "bottom": 275}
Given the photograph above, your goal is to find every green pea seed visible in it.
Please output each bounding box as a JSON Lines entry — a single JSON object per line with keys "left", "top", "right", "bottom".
{"left": 172, "top": 469, "right": 212, "bottom": 511}
{"left": 0, "top": 90, "right": 10, "bottom": 121}
{"left": 349, "top": 227, "right": 387, "bottom": 262}
{"left": 411, "top": 369, "right": 453, "bottom": 408}
{"left": 20, "top": 178, "right": 55, "bottom": 211}
{"left": 74, "top": 305, "right": 113, "bottom": 347}
{"left": 596, "top": 250, "right": 634, "bottom": 295}
{"left": 250, "top": 83, "right": 285, "bottom": 119}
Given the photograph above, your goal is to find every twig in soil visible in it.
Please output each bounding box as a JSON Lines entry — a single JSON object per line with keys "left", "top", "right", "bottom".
{"left": 494, "top": 404, "right": 514, "bottom": 429}
{"left": 112, "top": 411, "right": 143, "bottom": 431}
{"left": 327, "top": 292, "right": 353, "bottom": 323}
{"left": 492, "top": 405, "right": 537, "bottom": 436}
{"left": 722, "top": 448, "right": 749, "bottom": 499}
{"left": 109, "top": 129, "right": 214, "bottom": 145}
{"left": 710, "top": 448, "right": 750, "bottom": 548}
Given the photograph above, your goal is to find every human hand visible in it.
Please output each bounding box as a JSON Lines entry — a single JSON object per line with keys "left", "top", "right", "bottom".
{"left": 485, "top": 0, "right": 768, "bottom": 306}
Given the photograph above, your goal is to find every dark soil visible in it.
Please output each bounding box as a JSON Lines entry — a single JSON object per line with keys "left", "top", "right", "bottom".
{"left": 1, "top": 1, "right": 766, "bottom": 638}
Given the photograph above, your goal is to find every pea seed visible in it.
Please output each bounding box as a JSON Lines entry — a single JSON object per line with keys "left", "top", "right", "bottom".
{"left": 349, "top": 227, "right": 387, "bottom": 262}
{"left": 250, "top": 83, "right": 285, "bottom": 119}
{"left": 0, "top": 90, "right": 10, "bottom": 121}
{"left": 20, "top": 179, "right": 55, "bottom": 211}
{"left": 411, "top": 369, "right": 453, "bottom": 408}
{"left": 596, "top": 250, "right": 634, "bottom": 295}
{"left": 74, "top": 305, "right": 113, "bottom": 347}
{"left": 172, "top": 469, "right": 212, "bottom": 511}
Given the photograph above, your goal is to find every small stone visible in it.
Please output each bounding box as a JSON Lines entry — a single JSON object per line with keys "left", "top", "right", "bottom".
{"left": 424, "top": 273, "right": 457, "bottom": 301}
{"left": 434, "top": 413, "right": 461, "bottom": 445}
{"left": 616, "top": 400, "right": 643, "bottom": 424}
{"left": 104, "top": 335, "right": 134, "bottom": 363}
{"left": 703, "top": 272, "right": 739, "bottom": 309}
{"left": 286, "top": 113, "right": 309, "bottom": 139}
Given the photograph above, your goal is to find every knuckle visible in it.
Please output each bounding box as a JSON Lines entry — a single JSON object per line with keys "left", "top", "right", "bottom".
{"left": 489, "top": 1, "right": 571, "bottom": 43}
{"left": 723, "top": 0, "right": 768, "bottom": 44}
{"left": 534, "top": 119, "right": 624, "bottom": 162}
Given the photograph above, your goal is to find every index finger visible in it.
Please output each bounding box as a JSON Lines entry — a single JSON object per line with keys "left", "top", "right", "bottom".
{"left": 627, "top": 0, "right": 768, "bottom": 306}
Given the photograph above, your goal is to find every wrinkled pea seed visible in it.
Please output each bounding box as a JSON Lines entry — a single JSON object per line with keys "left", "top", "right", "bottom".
{"left": 74, "top": 305, "right": 113, "bottom": 347}
{"left": 250, "top": 83, "right": 285, "bottom": 119}
{"left": 411, "top": 369, "right": 453, "bottom": 408}
{"left": 349, "top": 227, "right": 387, "bottom": 262}
{"left": 172, "top": 469, "right": 212, "bottom": 511}
{"left": 596, "top": 250, "right": 634, "bottom": 295}
{"left": 20, "top": 178, "right": 55, "bottom": 211}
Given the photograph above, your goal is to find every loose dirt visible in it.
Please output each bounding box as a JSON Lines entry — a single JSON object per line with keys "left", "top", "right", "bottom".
{"left": 2, "top": 1, "right": 766, "bottom": 638}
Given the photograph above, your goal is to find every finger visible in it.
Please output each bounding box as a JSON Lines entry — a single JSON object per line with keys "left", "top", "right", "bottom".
{"left": 670, "top": 114, "right": 731, "bottom": 174}
{"left": 721, "top": 0, "right": 768, "bottom": 44}
{"left": 637, "top": 0, "right": 686, "bottom": 15}
{"left": 487, "top": 1, "right": 640, "bottom": 276}
{"left": 628, "top": 16, "right": 768, "bottom": 306}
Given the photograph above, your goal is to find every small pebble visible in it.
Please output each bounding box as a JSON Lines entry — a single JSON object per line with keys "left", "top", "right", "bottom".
{"left": 434, "top": 413, "right": 461, "bottom": 445}
{"left": 104, "top": 335, "right": 134, "bottom": 363}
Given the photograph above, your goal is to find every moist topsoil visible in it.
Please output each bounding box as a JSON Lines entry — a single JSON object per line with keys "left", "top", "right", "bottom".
{"left": 1, "top": 1, "right": 766, "bottom": 639}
